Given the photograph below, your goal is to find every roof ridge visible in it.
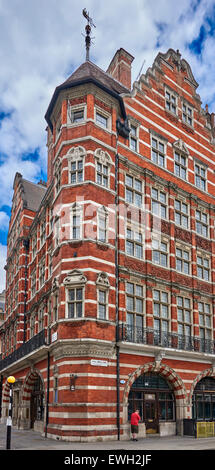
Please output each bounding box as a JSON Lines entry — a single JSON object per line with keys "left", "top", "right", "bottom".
{"left": 63, "top": 60, "right": 129, "bottom": 91}
{"left": 22, "top": 178, "right": 47, "bottom": 189}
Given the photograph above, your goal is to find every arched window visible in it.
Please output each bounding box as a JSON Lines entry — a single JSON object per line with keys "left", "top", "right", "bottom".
{"left": 94, "top": 148, "right": 112, "bottom": 188}
{"left": 67, "top": 146, "right": 85, "bottom": 184}
{"left": 128, "top": 373, "right": 175, "bottom": 433}
{"left": 64, "top": 270, "right": 87, "bottom": 319}
{"left": 96, "top": 272, "right": 110, "bottom": 320}
{"left": 192, "top": 377, "right": 215, "bottom": 421}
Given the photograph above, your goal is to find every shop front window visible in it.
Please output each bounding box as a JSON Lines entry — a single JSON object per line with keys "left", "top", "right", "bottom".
{"left": 128, "top": 372, "right": 175, "bottom": 431}
{"left": 192, "top": 377, "right": 215, "bottom": 421}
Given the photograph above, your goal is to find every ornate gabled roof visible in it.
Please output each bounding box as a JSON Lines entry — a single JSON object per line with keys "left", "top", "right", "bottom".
{"left": 45, "top": 60, "right": 129, "bottom": 131}
{"left": 138, "top": 48, "right": 199, "bottom": 93}
{"left": 155, "top": 48, "right": 199, "bottom": 89}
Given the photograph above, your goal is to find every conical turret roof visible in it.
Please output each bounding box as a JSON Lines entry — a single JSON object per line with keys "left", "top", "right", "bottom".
{"left": 45, "top": 60, "right": 129, "bottom": 131}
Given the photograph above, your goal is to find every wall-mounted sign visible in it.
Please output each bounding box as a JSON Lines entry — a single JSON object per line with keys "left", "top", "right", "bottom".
{"left": 145, "top": 394, "right": 155, "bottom": 400}
{"left": 91, "top": 359, "right": 108, "bottom": 367}
{"left": 120, "top": 380, "right": 126, "bottom": 384}
{"left": 52, "top": 332, "right": 58, "bottom": 343}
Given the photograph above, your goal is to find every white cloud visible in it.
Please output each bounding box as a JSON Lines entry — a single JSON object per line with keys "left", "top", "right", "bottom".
{"left": 0, "top": 211, "right": 10, "bottom": 231}
{"left": 0, "top": 1, "right": 214, "bottom": 227}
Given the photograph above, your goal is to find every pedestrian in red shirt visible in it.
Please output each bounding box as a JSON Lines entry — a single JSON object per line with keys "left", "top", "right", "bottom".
{"left": 130, "top": 409, "right": 141, "bottom": 441}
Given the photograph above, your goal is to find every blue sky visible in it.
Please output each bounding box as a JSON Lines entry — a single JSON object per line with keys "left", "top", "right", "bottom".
{"left": 0, "top": 0, "right": 215, "bottom": 291}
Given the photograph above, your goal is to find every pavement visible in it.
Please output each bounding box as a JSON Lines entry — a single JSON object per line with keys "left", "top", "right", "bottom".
{"left": 0, "top": 423, "right": 215, "bottom": 451}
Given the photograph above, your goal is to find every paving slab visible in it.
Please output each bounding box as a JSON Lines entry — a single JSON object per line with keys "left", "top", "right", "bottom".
{"left": 0, "top": 424, "right": 215, "bottom": 451}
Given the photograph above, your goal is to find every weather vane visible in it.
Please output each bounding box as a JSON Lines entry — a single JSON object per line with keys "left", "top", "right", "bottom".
{"left": 82, "top": 8, "right": 96, "bottom": 61}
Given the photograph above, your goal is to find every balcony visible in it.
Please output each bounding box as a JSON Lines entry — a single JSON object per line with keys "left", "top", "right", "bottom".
{"left": 118, "top": 324, "right": 215, "bottom": 355}
{"left": 0, "top": 329, "right": 47, "bottom": 371}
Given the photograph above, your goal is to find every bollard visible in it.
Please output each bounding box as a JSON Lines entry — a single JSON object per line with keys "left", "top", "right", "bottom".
{"left": 6, "top": 376, "right": 15, "bottom": 450}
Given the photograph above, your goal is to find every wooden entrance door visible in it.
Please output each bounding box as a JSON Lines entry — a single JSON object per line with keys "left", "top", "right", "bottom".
{"left": 144, "top": 397, "right": 158, "bottom": 433}
{"left": 30, "top": 376, "right": 44, "bottom": 428}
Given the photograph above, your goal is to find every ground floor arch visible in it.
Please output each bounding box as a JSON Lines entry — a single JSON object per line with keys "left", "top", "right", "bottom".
{"left": 128, "top": 372, "right": 175, "bottom": 433}
{"left": 192, "top": 376, "right": 215, "bottom": 422}
{"left": 20, "top": 369, "right": 45, "bottom": 431}
{"left": 122, "top": 362, "right": 188, "bottom": 437}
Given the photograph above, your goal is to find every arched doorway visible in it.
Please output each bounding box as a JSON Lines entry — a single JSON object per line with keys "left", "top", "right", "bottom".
{"left": 30, "top": 375, "right": 44, "bottom": 428}
{"left": 192, "top": 377, "right": 215, "bottom": 422}
{"left": 128, "top": 372, "right": 175, "bottom": 434}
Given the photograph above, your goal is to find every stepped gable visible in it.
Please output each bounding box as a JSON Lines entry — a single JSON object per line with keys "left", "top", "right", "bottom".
{"left": 138, "top": 48, "right": 200, "bottom": 99}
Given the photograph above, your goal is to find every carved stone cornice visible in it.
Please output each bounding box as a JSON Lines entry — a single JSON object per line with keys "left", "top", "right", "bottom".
{"left": 53, "top": 340, "right": 116, "bottom": 361}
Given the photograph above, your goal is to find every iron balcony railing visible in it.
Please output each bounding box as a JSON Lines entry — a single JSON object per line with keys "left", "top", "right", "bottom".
{"left": 118, "top": 324, "right": 215, "bottom": 355}
{"left": 0, "top": 329, "right": 47, "bottom": 371}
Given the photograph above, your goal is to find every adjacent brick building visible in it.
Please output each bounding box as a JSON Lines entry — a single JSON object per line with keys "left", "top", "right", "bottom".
{"left": 0, "top": 290, "right": 5, "bottom": 327}
{"left": 1, "top": 47, "right": 215, "bottom": 441}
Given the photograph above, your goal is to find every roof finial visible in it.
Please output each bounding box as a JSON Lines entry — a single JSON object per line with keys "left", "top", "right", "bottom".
{"left": 82, "top": 8, "right": 96, "bottom": 61}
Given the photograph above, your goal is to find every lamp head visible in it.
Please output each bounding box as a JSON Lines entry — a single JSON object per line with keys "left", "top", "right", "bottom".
{"left": 7, "top": 376, "right": 15, "bottom": 384}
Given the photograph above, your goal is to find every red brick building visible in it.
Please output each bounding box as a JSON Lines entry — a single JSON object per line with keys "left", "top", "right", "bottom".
{"left": 1, "top": 47, "right": 215, "bottom": 441}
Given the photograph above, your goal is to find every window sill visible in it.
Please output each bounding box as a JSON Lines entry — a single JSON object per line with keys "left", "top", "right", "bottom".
{"left": 165, "top": 109, "right": 179, "bottom": 120}
{"left": 181, "top": 121, "right": 195, "bottom": 133}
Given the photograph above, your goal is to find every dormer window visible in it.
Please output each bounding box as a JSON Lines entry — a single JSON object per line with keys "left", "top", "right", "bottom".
{"left": 71, "top": 109, "right": 84, "bottom": 123}
{"left": 68, "top": 104, "right": 86, "bottom": 125}
{"left": 95, "top": 107, "right": 111, "bottom": 131}
{"left": 96, "top": 111, "right": 108, "bottom": 128}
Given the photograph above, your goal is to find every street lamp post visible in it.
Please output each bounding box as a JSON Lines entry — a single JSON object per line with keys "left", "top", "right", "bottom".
{"left": 6, "top": 376, "right": 15, "bottom": 450}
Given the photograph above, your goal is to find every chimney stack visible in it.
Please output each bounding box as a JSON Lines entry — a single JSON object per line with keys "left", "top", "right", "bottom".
{"left": 107, "top": 48, "right": 134, "bottom": 90}
{"left": 211, "top": 112, "right": 215, "bottom": 129}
